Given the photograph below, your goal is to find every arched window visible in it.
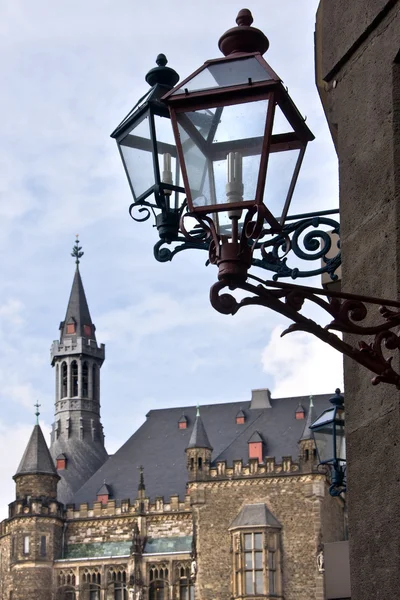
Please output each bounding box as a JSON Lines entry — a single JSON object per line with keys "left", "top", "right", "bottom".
{"left": 190, "top": 458, "right": 194, "bottom": 471}
{"left": 71, "top": 361, "right": 78, "bottom": 397}
{"left": 61, "top": 362, "right": 68, "bottom": 398}
{"left": 56, "top": 588, "right": 76, "bottom": 600}
{"left": 107, "top": 567, "right": 127, "bottom": 600}
{"left": 92, "top": 364, "right": 98, "bottom": 402}
{"left": 82, "top": 362, "right": 89, "bottom": 398}
{"left": 198, "top": 457, "right": 202, "bottom": 470}
{"left": 175, "top": 564, "right": 194, "bottom": 600}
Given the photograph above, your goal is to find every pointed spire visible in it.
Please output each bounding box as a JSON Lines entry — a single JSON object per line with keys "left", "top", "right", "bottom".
{"left": 138, "top": 465, "right": 145, "bottom": 492}
{"left": 187, "top": 408, "right": 213, "bottom": 450}
{"left": 300, "top": 395, "right": 317, "bottom": 441}
{"left": 15, "top": 424, "right": 58, "bottom": 477}
{"left": 60, "top": 240, "right": 95, "bottom": 342}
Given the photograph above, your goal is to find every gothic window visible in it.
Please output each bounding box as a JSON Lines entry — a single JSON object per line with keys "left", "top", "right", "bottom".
{"left": 56, "top": 587, "right": 76, "bottom": 600}
{"left": 89, "top": 585, "right": 100, "bottom": 600}
{"left": 198, "top": 457, "right": 202, "bottom": 470}
{"left": 11, "top": 536, "right": 15, "bottom": 558}
{"left": 175, "top": 564, "right": 194, "bottom": 600}
{"left": 107, "top": 567, "right": 128, "bottom": 599}
{"left": 61, "top": 362, "right": 68, "bottom": 398}
{"left": 57, "top": 570, "right": 76, "bottom": 588}
{"left": 92, "top": 364, "right": 98, "bottom": 401}
{"left": 82, "top": 569, "right": 101, "bottom": 600}
{"left": 82, "top": 362, "right": 89, "bottom": 398}
{"left": 190, "top": 458, "right": 194, "bottom": 471}
{"left": 232, "top": 530, "right": 281, "bottom": 598}
{"left": 149, "top": 564, "right": 169, "bottom": 600}
{"left": 71, "top": 360, "right": 78, "bottom": 396}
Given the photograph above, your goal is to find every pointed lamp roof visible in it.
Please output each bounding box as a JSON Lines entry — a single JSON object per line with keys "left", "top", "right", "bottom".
{"left": 300, "top": 396, "right": 317, "bottom": 441}
{"left": 186, "top": 406, "right": 213, "bottom": 451}
{"left": 60, "top": 238, "right": 96, "bottom": 342}
{"left": 15, "top": 424, "right": 58, "bottom": 478}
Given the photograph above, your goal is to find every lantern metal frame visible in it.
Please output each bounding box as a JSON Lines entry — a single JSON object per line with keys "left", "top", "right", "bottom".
{"left": 163, "top": 51, "right": 314, "bottom": 232}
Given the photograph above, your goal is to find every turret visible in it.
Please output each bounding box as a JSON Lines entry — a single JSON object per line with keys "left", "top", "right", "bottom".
{"left": 186, "top": 407, "right": 213, "bottom": 481}
{"left": 49, "top": 239, "right": 108, "bottom": 504}
{"left": 9, "top": 411, "right": 63, "bottom": 600}
{"left": 298, "top": 396, "right": 318, "bottom": 466}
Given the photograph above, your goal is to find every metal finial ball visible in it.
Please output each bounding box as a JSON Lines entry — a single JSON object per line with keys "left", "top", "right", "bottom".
{"left": 156, "top": 54, "right": 168, "bottom": 67}
{"left": 335, "top": 388, "right": 341, "bottom": 394}
{"left": 236, "top": 8, "right": 253, "bottom": 27}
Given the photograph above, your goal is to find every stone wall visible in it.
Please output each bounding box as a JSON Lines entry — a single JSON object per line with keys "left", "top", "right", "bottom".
{"left": 191, "top": 474, "right": 344, "bottom": 600}
{"left": 316, "top": 2, "right": 400, "bottom": 599}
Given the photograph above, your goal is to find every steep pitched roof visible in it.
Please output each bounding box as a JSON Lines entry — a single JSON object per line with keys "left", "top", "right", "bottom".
{"left": 229, "top": 503, "right": 281, "bottom": 530}
{"left": 187, "top": 409, "right": 213, "bottom": 450}
{"left": 97, "top": 482, "right": 112, "bottom": 496}
{"left": 15, "top": 424, "right": 58, "bottom": 477}
{"left": 300, "top": 396, "right": 317, "bottom": 441}
{"left": 60, "top": 267, "right": 95, "bottom": 342}
{"left": 72, "top": 393, "right": 332, "bottom": 507}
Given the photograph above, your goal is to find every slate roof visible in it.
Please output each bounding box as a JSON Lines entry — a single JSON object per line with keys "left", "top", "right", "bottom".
{"left": 72, "top": 393, "right": 332, "bottom": 507}
{"left": 248, "top": 431, "right": 263, "bottom": 443}
{"left": 15, "top": 424, "right": 58, "bottom": 477}
{"left": 187, "top": 411, "right": 213, "bottom": 450}
{"left": 229, "top": 503, "right": 281, "bottom": 529}
{"left": 60, "top": 266, "right": 95, "bottom": 342}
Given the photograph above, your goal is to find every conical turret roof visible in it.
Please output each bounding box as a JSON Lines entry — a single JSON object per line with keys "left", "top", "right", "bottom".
{"left": 15, "top": 424, "right": 58, "bottom": 477}
{"left": 187, "top": 408, "right": 213, "bottom": 450}
{"left": 60, "top": 266, "right": 96, "bottom": 342}
{"left": 300, "top": 396, "right": 317, "bottom": 441}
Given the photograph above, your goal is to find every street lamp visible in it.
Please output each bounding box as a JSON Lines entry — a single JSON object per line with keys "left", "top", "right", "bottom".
{"left": 310, "top": 389, "right": 346, "bottom": 497}
{"left": 113, "top": 9, "right": 400, "bottom": 389}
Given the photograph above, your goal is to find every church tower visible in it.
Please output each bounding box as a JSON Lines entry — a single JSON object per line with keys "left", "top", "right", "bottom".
{"left": 50, "top": 239, "right": 108, "bottom": 504}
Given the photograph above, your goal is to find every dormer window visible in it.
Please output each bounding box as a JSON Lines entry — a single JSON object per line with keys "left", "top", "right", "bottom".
{"left": 66, "top": 319, "right": 76, "bottom": 335}
{"left": 83, "top": 324, "right": 92, "bottom": 337}
{"left": 295, "top": 404, "right": 305, "bottom": 420}
{"left": 178, "top": 415, "right": 188, "bottom": 429}
{"left": 248, "top": 432, "right": 264, "bottom": 463}
{"left": 97, "top": 482, "right": 112, "bottom": 505}
{"left": 236, "top": 409, "right": 246, "bottom": 425}
{"left": 56, "top": 454, "right": 67, "bottom": 470}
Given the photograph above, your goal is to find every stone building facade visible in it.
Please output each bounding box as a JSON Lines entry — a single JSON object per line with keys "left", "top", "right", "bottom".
{"left": 315, "top": 2, "right": 400, "bottom": 599}
{"left": 0, "top": 263, "right": 346, "bottom": 599}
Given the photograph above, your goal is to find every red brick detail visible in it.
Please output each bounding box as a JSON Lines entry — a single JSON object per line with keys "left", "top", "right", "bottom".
{"left": 97, "top": 494, "right": 109, "bottom": 505}
{"left": 236, "top": 416, "right": 245, "bottom": 425}
{"left": 178, "top": 422, "right": 187, "bottom": 429}
{"left": 296, "top": 411, "right": 305, "bottom": 420}
{"left": 56, "top": 458, "right": 66, "bottom": 470}
{"left": 83, "top": 325, "right": 92, "bottom": 336}
{"left": 66, "top": 324, "right": 75, "bottom": 334}
{"left": 248, "top": 442, "right": 263, "bottom": 463}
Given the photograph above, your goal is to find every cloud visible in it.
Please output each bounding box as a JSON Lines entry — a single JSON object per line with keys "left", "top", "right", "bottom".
{"left": 261, "top": 325, "right": 344, "bottom": 398}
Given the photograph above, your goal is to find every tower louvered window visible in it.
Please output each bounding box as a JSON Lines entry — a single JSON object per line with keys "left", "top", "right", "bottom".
{"left": 71, "top": 361, "right": 78, "bottom": 397}
{"left": 61, "top": 362, "right": 68, "bottom": 398}
{"left": 92, "top": 364, "right": 98, "bottom": 402}
{"left": 82, "top": 362, "right": 89, "bottom": 398}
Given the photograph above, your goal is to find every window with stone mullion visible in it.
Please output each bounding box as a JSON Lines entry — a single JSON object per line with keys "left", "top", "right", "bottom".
{"left": 244, "top": 532, "right": 263, "bottom": 595}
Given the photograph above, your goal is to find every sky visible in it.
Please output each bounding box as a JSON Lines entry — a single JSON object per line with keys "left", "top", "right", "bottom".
{"left": 0, "top": 0, "right": 343, "bottom": 517}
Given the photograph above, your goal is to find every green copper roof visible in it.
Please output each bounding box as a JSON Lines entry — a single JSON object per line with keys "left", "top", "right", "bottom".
{"left": 145, "top": 536, "right": 192, "bottom": 554}
{"left": 64, "top": 536, "right": 192, "bottom": 559}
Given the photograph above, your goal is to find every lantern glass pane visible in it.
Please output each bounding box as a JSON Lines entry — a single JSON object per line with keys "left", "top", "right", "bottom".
{"left": 263, "top": 147, "right": 300, "bottom": 222}
{"left": 177, "top": 99, "right": 269, "bottom": 210}
{"left": 120, "top": 113, "right": 155, "bottom": 200}
{"left": 272, "top": 105, "right": 294, "bottom": 135}
{"left": 154, "top": 114, "right": 185, "bottom": 209}
{"left": 335, "top": 423, "right": 346, "bottom": 462}
{"left": 313, "top": 428, "right": 334, "bottom": 464}
{"left": 172, "top": 57, "right": 271, "bottom": 96}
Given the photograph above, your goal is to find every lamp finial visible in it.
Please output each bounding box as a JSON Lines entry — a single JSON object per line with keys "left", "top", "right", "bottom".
{"left": 218, "top": 8, "right": 269, "bottom": 57}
